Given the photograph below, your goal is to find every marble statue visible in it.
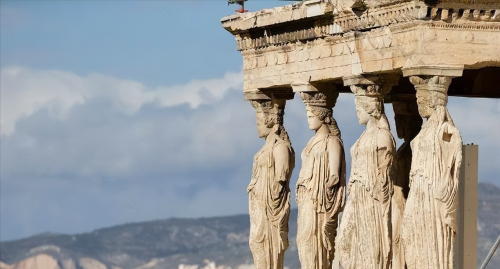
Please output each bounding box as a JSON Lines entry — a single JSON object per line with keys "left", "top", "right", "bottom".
{"left": 391, "top": 96, "right": 423, "bottom": 269}
{"left": 296, "top": 91, "right": 346, "bottom": 269}
{"left": 402, "top": 76, "right": 462, "bottom": 269}
{"left": 248, "top": 99, "right": 295, "bottom": 269}
{"left": 337, "top": 83, "right": 396, "bottom": 269}
{"left": 222, "top": 0, "right": 499, "bottom": 267}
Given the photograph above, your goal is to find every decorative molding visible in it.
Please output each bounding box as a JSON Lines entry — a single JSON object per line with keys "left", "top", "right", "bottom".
{"left": 402, "top": 65, "right": 464, "bottom": 77}
{"left": 223, "top": 1, "right": 500, "bottom": 97}
{"left": 426, "top": 7, "right": 500, "bottom": 23}
{"left": 427, "top": 21, "right": 500, "bottom": 30}
{"left": 329, "top": 2, "right": 418, "bottom": 34}
{"left": 234, "top": 2, "right": 419, "bottom": 51}
{"left": 233, "top": 7, "right": 499, "bottom": 52}
{"left": 244, "top": 89, "right": 295, "bottom": 101}
{"left": 436, "top": 0, "right": 500, "bottom": 10}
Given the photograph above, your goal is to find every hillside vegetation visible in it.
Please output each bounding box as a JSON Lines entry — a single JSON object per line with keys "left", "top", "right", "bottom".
{"left": 1, "top": 183, "right": 499, "bottom": 269}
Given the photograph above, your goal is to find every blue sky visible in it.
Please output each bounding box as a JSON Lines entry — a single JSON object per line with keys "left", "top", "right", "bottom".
{"left": 1, "top": 0, "right": 258, "bottom": 86}
{"left": 1, "top": 0, "right": 499, "bottom": 241}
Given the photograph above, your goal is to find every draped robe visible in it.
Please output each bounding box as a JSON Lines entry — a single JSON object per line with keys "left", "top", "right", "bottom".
{"left": 248, "top": 133, "right": 295, "bottom": 269}
{"left": 337, "top": 117, "right": 395, "bottom": 269}
{"left": 401, "top": 108, "right": 462, "bottom": 269}
{"left": 296, "top": 132, "right": 346, "bottom": 269}
{"left": 392, "top": 139, "right": 412, "bottom": 269}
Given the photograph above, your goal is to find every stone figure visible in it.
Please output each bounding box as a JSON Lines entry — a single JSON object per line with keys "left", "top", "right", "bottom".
{"left": 337, "top": 83, "right": 396, "bottom": 269}
{"left": 391, "top": 96, "right": 423, "bottom": 269}
{"left": 248, "top": 99, "right": 295, "bottom": 269}
{"left": 402, "top": 76, "right": 462, "bottom": 269}
{"left": 296, "top": 91, "right": 346, "bottom": 269}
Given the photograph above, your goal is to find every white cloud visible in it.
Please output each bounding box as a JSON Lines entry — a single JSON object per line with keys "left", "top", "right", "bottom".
{"left": 0, "top": 66, "right": 253, "bottom": 240}
{"left": 0, "top": 66, "right": 243, "bottom": 136}
{"left": 1, "top": 67, "right": 85, "bottom": 135}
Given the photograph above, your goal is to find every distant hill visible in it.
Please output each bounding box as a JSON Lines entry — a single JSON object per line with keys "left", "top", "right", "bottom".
{"left": 477, "top": 182, "right": 500, "bottom": 268}
{"left": 1, "top": 182, "right": 499, "bottom": 269}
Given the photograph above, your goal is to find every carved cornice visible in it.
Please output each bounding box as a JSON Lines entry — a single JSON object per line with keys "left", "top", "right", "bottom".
{"left": 226, "top": 1, "right": 500, "bottom": 52}
{"left": 233, "top": 2, "right": 419, "bottom": 51}
{"left": 330, "top": 2, "right": 418, "bottom": 33}
{"left": 425, "top": 7, "right": 500, "bottom": 23}
{"left": 438, "top": 0, "right": 500, "bottom": 4}
{"left": 434, "top": 0, "right": 500, "bottom": 10}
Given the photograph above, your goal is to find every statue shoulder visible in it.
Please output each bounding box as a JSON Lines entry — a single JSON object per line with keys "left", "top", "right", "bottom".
{"left": 327, "top": 135, "right": 343, "bottom": 150}
{"left": 439, "top": 121, "right": 462, "bottom": 145}
{"left": 274, "top": 139, "right": 293, "bottom": 154}
{"left": 440, "top": 121, "right": 460, "bottom": 134}
{"left": 377, "top": 128, "right": 395, "bottom": 151}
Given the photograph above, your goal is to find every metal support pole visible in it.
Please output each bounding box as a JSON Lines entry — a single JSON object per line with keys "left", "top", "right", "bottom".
{"left": 333, "top": 212, "right": 342, "bottom": 269}
{"left": 480, "top": 233, "right": 500, "bottom": 269}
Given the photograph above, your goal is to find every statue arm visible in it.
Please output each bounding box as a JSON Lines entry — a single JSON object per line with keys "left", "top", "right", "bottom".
{"left": 377, "top": 129, "right": 396, "bottom": 204}
{"left": 326, "top": 136, "right": 343, "bottom": 189}
{"left": 274, "top": 142, "right": 292, "bottom": 183}
{"left": 376, "top": 129, "right": 395, "bottom": 253}
{"left": 434, "top": 122, "right": 462, "bottom": 231}
{"left": 436, "top": 122, "right": 462, "bottom": 196}
{"left": 377, "top": 129, "right": 396, "bottom": 154}
{"left": 377, "top": 129, "right": 396, "bottom": 178}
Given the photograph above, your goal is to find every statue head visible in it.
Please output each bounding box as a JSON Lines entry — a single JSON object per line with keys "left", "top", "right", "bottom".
{"left": 251, "top": 99, "right": 286, "bottom": 138}
{"left": 355, "top": 96, "right": 383, "bottom": 124}
{"left": 411, "top": 76, "right": 450, "bottom": 119}
{"left": 415, "top": 90, "right": 433, "bottom": 118}
{"left": 301, "top": 91, "right": 341, "bottom": 136}
{"left": 351, "top": 84, "right": 386, "bottom": 125}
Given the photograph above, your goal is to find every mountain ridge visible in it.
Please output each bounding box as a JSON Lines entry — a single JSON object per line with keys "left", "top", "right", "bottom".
{"left": 2, "top": 182, "right": 499, "bottom": 269}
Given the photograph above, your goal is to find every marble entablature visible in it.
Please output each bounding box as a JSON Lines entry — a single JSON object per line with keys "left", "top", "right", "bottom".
{"left": 222, "top": 0, "right": 500, "bottom": 97}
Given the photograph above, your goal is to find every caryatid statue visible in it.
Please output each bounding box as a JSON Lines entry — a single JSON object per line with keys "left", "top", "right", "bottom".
{"left": 401, "top": 75, "right": 462, "bottom": 269}
{"left": 337, "top": 76, "right": 396, "bottom": 269}
{"left": 296, "top": 91, "right": 346, "bottom": 269}
{"left": 247, "top": 97, "right": 295, "bottom": 269}
{"left": 391, "top": 94, "right": 423, "bottom": 269}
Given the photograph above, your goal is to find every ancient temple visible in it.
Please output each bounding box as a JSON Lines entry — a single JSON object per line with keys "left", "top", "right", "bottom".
{"left": 221, "top": 0, "right": 498, "bottom": 268}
